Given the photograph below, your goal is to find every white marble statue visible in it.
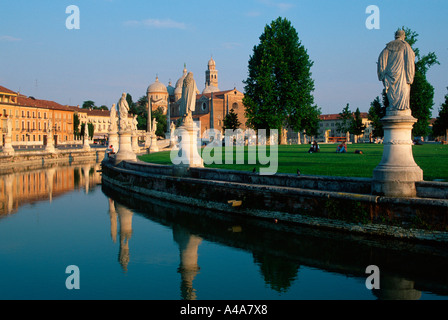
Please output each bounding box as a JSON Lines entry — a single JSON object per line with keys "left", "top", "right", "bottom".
{"left": 132, "top": 115, "right": 138, "bottom": 131}
{"left": 6, "top": 117, "right": 12, "bottom": 134}
{"left": 84, "top": 123, "right": 89, "bottom": 138}
{"left": 110, "top": 104, "right": 118, "bottom": 132}
{"left": 118, "top": 93, "right": 129, "bottom": 131}
{"left": 378, "top": 30, "right": 416, "bottom": 111}
{"left": 179, "top": 72, "right": 198, "bottom": 118}
{"left": 152, "top": 118, "right": 158, "bottom": 134}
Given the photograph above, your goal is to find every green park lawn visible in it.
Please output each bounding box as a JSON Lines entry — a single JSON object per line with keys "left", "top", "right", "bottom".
{"left": 138, "top": 143, "right": 448, "bottom": 181}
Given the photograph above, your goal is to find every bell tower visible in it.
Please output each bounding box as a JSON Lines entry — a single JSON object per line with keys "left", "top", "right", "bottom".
{"left": 205, "top": 57, "right": 218, "bottom": 88}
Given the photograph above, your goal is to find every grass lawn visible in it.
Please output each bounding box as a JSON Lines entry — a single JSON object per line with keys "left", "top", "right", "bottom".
{"left": 138, "top": 143, "right": 448, "bottom": 181}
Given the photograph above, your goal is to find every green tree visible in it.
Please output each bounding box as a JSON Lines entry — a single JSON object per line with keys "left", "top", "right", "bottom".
{"left": 222, "top": 109, "right": 242, "bottom": 131}
{"left": 82, "top": 100, "right": 96, "bottom": 109}
{"left": 350, "top": 108, "right": 366, "bottom": 139}
{"left": 87, "top": 122, "right": 94, "bottom": 139}
{"left": 80, "top": 122, "right": 94, "bottom": 140}
{"left": 336, "top": 104, "right": 352, "bottom": 135}
{"left": 73, "top": 113, "right": 80, "bottom": 139}
{"left": 432, "top": 88, "right": 448, "bottom": 140}
{"left": 134, "top": 95, "right": 149, "bottom": 130}
{"left": 151, "top": 107, "right": 167, "bottom": 137}
{"left": 368, "top": 95, "right": 386, "bottom": 138}
{"left": 401, "top": 27, "right": 439, "bottom": 137}
{"left": 243, "top": 17, "right": 319, "bottom": 139}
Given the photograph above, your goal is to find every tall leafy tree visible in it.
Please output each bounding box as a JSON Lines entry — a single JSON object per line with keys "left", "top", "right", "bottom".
{"left": 402, "top": 27, "right": 439, "bottom": 137}
{"left": 350, "top": 108, "right": 367, "bottom": 138}
{"left": 368, "top": 96, "right": 386, "bottom": 138}
{"left": 73, "top": 113, "right": 80, "bottom": 139}
{"left": 336, "top": 104, "right": 352, "bottom": 135}
{"left": 432, "top": 88, "right": 448, "bottom": 140}
{"left": 243, "top": 17, "right": 320, "bottom": 139}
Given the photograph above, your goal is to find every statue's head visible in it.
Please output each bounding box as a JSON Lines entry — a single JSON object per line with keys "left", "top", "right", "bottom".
{"left": 183, "top": 72, "right": 194, "bottom": 87}
{"left": 395, "top": 30, "right": 406, "bottom": 40}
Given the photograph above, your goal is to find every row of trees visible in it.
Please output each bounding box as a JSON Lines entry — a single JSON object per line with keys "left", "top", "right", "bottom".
{"left": 243, "top": 18, "right": 447, "bottom": 142}
{"left": 74, "top": 21, "right": 447, "bottom": 142}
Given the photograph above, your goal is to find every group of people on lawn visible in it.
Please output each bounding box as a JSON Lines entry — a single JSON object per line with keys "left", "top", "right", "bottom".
{"left": 308, "top": 141, "right": 348, "bottom": 153}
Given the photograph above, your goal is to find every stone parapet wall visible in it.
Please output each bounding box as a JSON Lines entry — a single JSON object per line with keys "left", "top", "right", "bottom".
{"left": 101, "top": 160, "right": 448, "bottom": 243}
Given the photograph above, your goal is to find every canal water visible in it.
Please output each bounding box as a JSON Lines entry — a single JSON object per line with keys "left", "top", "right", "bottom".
{"left": 0, "top": 161, "right": 447, "bottom": 300}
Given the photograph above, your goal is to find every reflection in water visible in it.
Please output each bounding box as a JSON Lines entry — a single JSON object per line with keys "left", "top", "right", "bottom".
{"left": 1, "top": 162, "right": 447, "bottom": 300}
{"left": 108, "top": 196, "right": 202, "bottom": 299}
{"left": 102, "top": 184, "right": 448, "bottom": 300}
{"left": 115, "top": 202, "right": 134, "bottom": 272}
{"left": 173, "top": 225, "right": 202, "bottom": 300}
{"left": 0, "top": 162, "right": 102, "bottom": 217}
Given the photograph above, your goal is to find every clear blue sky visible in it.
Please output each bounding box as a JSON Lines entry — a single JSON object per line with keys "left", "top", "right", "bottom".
{"left": 1, "top": 0, "right": 447, "bottom": 117}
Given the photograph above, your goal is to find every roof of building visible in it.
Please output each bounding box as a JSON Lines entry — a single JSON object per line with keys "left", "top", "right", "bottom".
{"left": 16, "top": 96, "right": 74, "bottom": 112}
{"left": 0, "top": 85, "right": 17, "bottom": 95}
{"left": 147, "top": 76, "right": 168, "bottom": 94}
{"left": 202, "top": 85, "right": 220, "bottom": 94}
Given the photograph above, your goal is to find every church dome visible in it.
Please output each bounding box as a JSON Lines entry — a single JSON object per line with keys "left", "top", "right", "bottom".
{"left": 208, "top": 57, "right": 216, "bottom": 69}
{"left": 147, "top": 76, "right": 168, "bottom": 94}
{"left": 175, "top": 64, "right": 188, "bottom": 89}
{"left": 174, "top": 85, "right": 183, "bottom": 96}
{"left": 202, "top": 85, "right": 220, "bottom": 94}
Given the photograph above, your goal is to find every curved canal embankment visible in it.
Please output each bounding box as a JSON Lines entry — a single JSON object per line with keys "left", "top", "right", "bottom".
{"left": 101, "top": 159, "right": 448, "bottom": 244}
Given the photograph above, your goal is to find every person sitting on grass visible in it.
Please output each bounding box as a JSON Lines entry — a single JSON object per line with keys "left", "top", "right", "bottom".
{"left": 308, "top": 141, "right": 320, "bottom": 153}
{"left": 336, "top": 142, "right": 347, "bottom": 153}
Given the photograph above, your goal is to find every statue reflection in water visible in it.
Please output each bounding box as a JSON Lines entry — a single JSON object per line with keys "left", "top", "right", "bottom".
{"left": 107, "top": 198, "right": 203, "bottom": 300}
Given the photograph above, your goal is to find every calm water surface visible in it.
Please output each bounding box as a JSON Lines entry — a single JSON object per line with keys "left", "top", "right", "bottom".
{"left": 0, "top": 161, "right": 447, "bottom": 300}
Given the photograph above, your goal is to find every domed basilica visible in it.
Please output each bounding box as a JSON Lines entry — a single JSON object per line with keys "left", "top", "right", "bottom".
{"left": 146, "top": 58, "right": 247, "bottom": 136}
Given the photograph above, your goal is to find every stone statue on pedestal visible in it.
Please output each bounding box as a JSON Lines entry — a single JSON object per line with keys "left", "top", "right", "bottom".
{"left": 118, "top": 93, "right": 129, "bottom": 131}
{"left": 110, "top": 104, "right": 118, "bottom": 132}
{"left": 372, "top": 30, "right": 422, "bottom": 198}
{"left": 179, "top": 72, "right": 198, "bottom": 125}
{"left": 377, "top": 30, "right": 415, "bottom": 112}
{"left": 171, "top": 72, "right": 203, "bottom": 169}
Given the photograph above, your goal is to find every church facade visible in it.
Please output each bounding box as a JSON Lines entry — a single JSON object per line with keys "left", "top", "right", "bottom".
{"left": 146, "top": 58, "right": 247, "bottom": 137}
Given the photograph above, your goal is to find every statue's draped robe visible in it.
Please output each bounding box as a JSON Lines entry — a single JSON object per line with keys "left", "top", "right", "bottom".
{"left": 179, "top": 75, "right": 198, "bottom": 116}
{"left": 377, "top": 39, "right": 415, "bottom": 111}
{"left": 118, "top": 96, "right": 129, "bottom": 130}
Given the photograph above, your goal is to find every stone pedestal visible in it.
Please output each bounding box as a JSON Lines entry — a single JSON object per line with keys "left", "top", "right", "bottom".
{"left": 132, "top": 132, "right": 140, "bottom": 154}
{"left": 372, "top": 110, "right": 423, "bottom": 197}
{"left": 172, "top": 118, "right": 203, "bottom": 168}
{"left": 108, "top": 132, "right": 119, "bottom": 152}
{"left": 2, "top": 135, "right": 14, "bottom": 156}
{"left": 115, "top": 131, "right": 137, "bottom": 164}
{"left": 45, "top": 134, "right": 56, "bottom": 153}
{"left": 148, "top": 132, "right": 159, "bottom": 153}
{"left": 83, "top": 136, "right": 91, "bottom": 151}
